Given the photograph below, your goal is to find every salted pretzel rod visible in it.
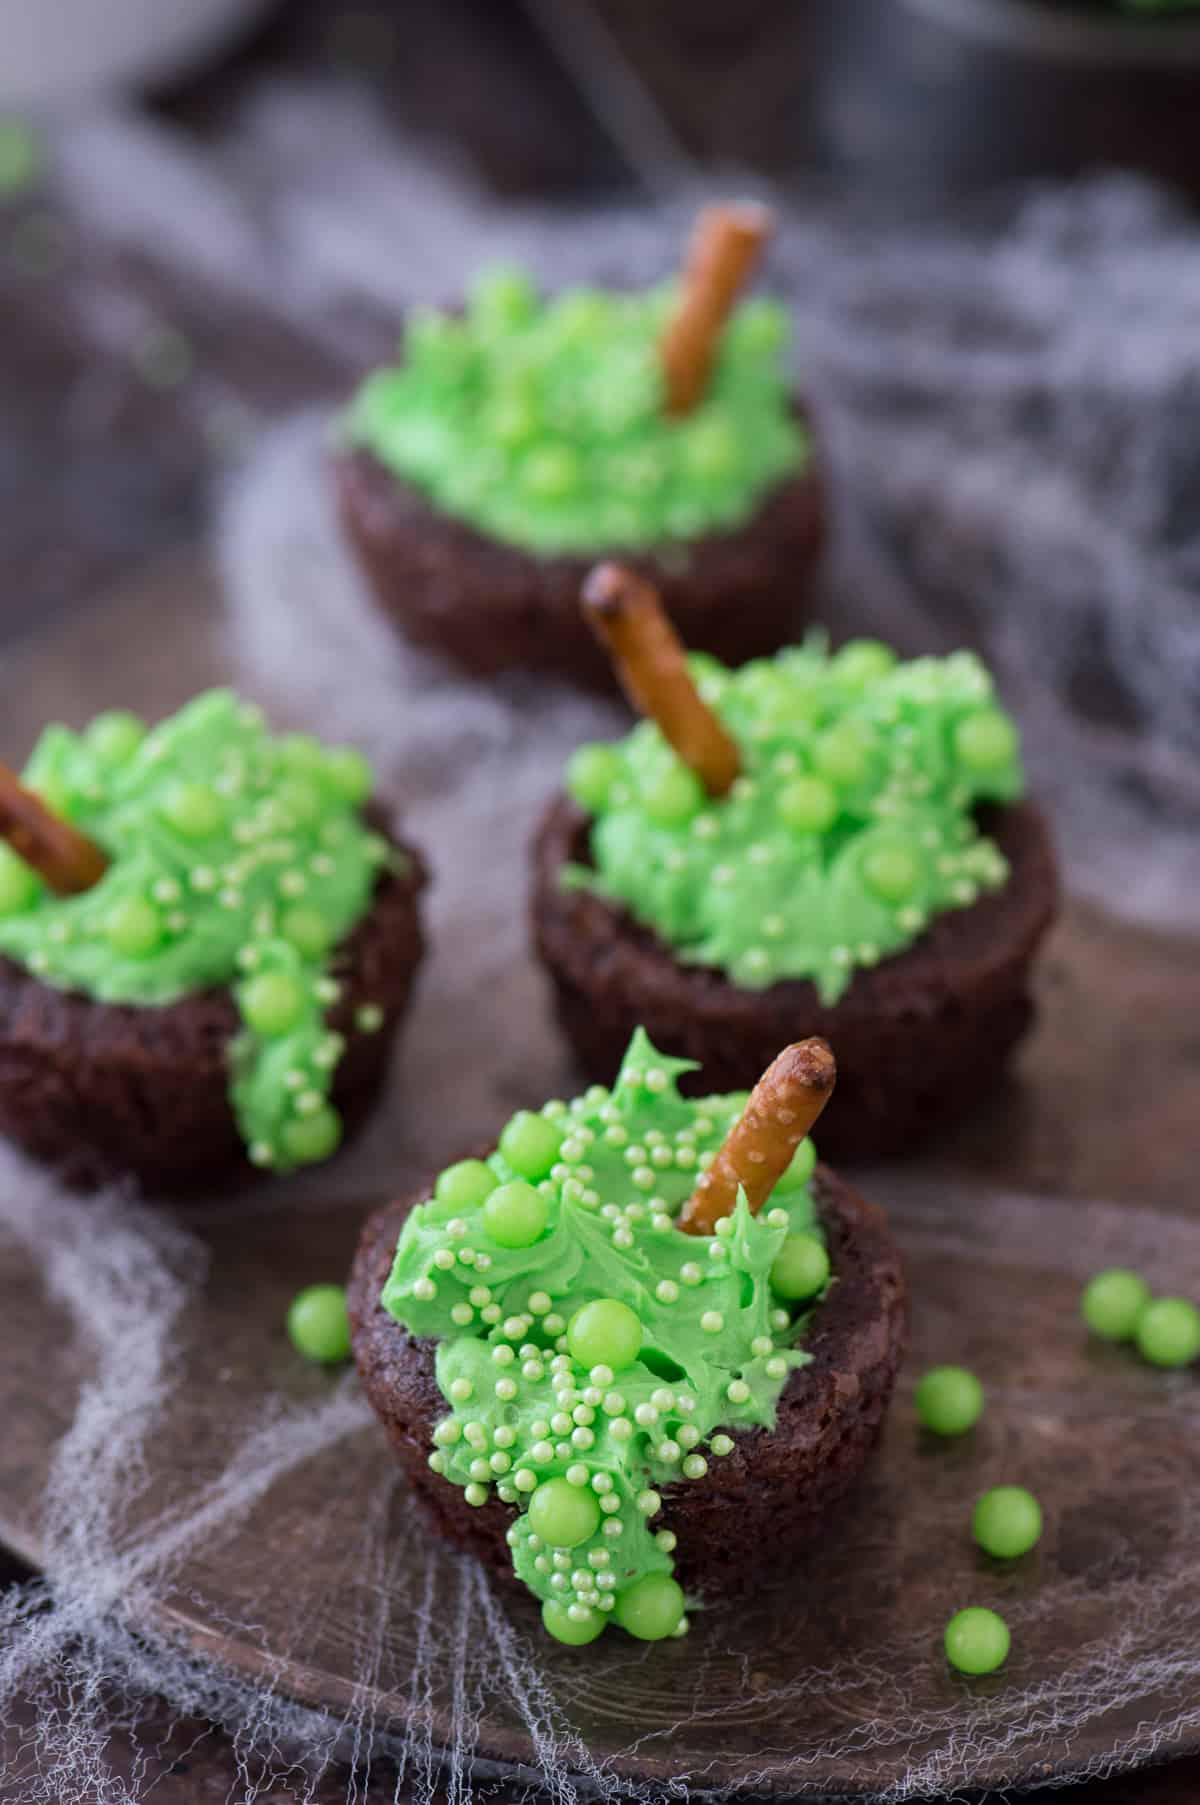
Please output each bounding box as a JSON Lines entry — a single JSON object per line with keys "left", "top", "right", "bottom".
{"left": 582, "top": 563, "right": 740, "bottom": 798}
{"left": 659, "top": 202, "right": 773, "bottom": 416}
{"left": 0, "top": 762, "right": 108, "bottom": 895}
{"left": 680, "top": 1039, "right": 836, "bottom": 1236}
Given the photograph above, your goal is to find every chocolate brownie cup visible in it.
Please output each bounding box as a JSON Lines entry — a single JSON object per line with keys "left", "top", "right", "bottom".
{"left": 349, "top": 1030, "right": 906, "bottom": 1645}
{"left": 0, "top": 691, "right": 427, "bottom": 1191}
{"left": 532, "top": 617, "right": 1058, "bottom": 1158}
{"left": 334, "top": 211, "right": 824, "bottom": 691}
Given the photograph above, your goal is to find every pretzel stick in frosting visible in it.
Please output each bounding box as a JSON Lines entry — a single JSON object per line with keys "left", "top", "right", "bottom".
{"left": 0, "top": 763, "right": 108, "bottom": 895}
{"left": 659, "top": 202, "right": 773, "bottom": 416}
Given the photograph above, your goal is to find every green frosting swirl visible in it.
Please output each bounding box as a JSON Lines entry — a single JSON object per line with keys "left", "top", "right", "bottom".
{"left": 382, "top": 1029, "right": 829, "bottom": 1646}
{"left": 0, "top": 690, "right": 397, "bottom": 1172}
{"left": 564, "top": 639, "right": 1025, "bottom": 1004}
{"left": 344, "top": 267, "right": 806, "bottom": 557}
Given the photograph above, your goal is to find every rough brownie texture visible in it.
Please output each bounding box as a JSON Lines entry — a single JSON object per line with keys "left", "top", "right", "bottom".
{"left": 531, "top": 799, "right": 1059, "bottom": 1159}
{"left": 348, "top": 1165, "right": 906, "bottom": 1604}
{"left": 331, "top": 429, "right": 825, "bottom": 692}
{"left": 0, "top": 829, "right": 428, "bottom": 1194}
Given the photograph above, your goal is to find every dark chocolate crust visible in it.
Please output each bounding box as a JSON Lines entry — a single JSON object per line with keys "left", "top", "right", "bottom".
{"left": 531, "top": 798, "right": 1059, "bottom": 1159}
{"left": 0, "top": 831, "right": 428, "bottom": 1193}
{"left": 332, "top": 431, "right": 825, "bottom": 692}
{"left": 348, "top": 1165, "right": 906, "bottom": 1604}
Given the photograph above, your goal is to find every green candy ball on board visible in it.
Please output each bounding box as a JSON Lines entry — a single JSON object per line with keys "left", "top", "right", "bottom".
{"left": 1080, "top": 1268, "right": 1150, "bottom": 1342}
{"left": 287, "top": 1283, "right": 352, "bottom": 1363}
{"left": 971, "top": 1486, "right": 1043, "bottom": 1559}
{"left": 944, "top": 1606, "right": 1010, "bottom": 1676}
{"left": 914, "top": 1365, "right": 985, "bottom": 1437}
{"left": 769, "top": 1233, "right": 830, "bottom": 1302}
{"left": 1135, "top": 1297, "right": 1200, "bottom": 1369}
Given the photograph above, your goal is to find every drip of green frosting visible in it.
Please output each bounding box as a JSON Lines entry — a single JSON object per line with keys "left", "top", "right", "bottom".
{"left": 381, "top": 1029, "right": 828, "bottom": 1645}
{"left": 564, "top": 639, "right": 1025, "bottom": 1003}
{"left": 0, "top": 690, "right": 395, "bottom": 1171}
{"left": 344, "top": 267, "right": 806, "bottom": 557}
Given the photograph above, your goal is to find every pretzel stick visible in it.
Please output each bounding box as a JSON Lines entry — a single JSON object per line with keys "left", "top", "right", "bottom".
{"left": 582, "top": 563, "right": 740, "bottom": 798}
{"left": 679, "top": 1039, "right": 836, "bottom": 1236}
{"left": 0, "top": 762, "right": 108, "bottom": 895}
{"left": 659, "top": 202, "right": 773, "bottom": 416}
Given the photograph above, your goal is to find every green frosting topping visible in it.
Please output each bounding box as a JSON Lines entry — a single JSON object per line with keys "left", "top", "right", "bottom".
{"left": 382, "top": 1029, "right": 829, "bottom": 1645}
{"left": 344, "top": 267, "right": 806, "bottom": 557}
{"left": 0, "top": 690, "right": 395, "bottom": 1172}
{"left": 564, "top": 639, "right": 1024, "bottom": 1004}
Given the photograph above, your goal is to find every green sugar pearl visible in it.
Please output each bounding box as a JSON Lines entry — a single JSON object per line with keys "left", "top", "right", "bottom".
{"left": 643, "top": 763, "right": 705, "bottom": 828}
{"left": 242, "top": 971, "right": 307, "bottom": 1037}
{"left": 1081, "top": 1268, "right": 1150, "bottom": 1342}
{"left": 287, "top": 1283, "right": 352, "bottom": 1363}
{"left": 434, "top": 1159, "right": 496, "bottom": 1213}
{"left": 834, "top": 639, "right": 897, "bottom": 688}
{"left": 482, "top": 1180, "right": 548, "bottom": 1249}
{"left": 914, "top": 1365, "right": 985, "bottom": 1437}
{"left": 567, "top": 744, "right": 622, "bottom": 814}
{"left": 777, "top": 775, "right": 838, "bottom": 834}
{"left": 498, "top": 1110, "right": 563, "bottom": 1182}
{"left": 971, "top": 1486, "right": 1043, "bottom": 1559}
{"left": 944, "top": 1606, "right": 1010, "bottom": 1676}
{"left": 770, "top": 1232, "right": 830, "bottom": 1301}
{"left": 542, "top": 1599, "right": 606, "bottom": 1646}
{"left": 862, "top": 839, "right": 923, "bottom": 903}
{"left": 567, "top": 1298, "right": 643, "bottom": 1372}
{"left": 771, "top": 1136, "right": 816, "bottom": 1195}
{"left": 0, "top": 848, "right": 40, "bottom": 917}
{"left": 1135, "top": 1297, "right": 1200, "bottom": 1369}
{"left": 528, "top": 1477, "right": 601, "bottom": 1548}
{"left": 613, "top": 1572, "right": 685, "bottom": 1642}
{"left": 162, "top": 780, "right": 225, "bottom": 839}
{"left": 87, "top": 710, "right": 145, "bottom": 766}
{"left": 105, "top": 897, "right": 163, "bottom": 958}
{"left": 954, "top": 708, "right": 1018, "bottom": 773}
{"left": 280, "top": 1105, "right": 342, "bottom": 1168}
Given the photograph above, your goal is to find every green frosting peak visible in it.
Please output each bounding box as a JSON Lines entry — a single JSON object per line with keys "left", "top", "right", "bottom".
{"left": 564, "top": 640, "right": 1025, "bottom": 1003}
{"left": 0, "top": 690, "right": 396, "bottom": 1171}
{"left": 344, "top": 266, "right": 806, "bottom": 556}
{"left": 381, "top": 1029, "right": 829, "bottom": 1646}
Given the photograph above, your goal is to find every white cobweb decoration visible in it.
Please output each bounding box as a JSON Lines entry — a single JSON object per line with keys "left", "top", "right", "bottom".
{"left": 1, "top": 77, "right": 1199, "bottom": 1804}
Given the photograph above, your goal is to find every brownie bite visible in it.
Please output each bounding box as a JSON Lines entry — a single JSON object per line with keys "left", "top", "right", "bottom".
{"left": 334, "top": 212, "right": 824, "bottom": 690}
{"left": 349, "top": 1030, "right": 906, "bottom": 1645}
{"left": 0, "top": 691, "right": 428, "bottom": 1191}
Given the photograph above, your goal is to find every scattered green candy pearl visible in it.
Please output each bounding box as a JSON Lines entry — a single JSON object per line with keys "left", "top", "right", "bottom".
{"left": 613, "top": 1573, "right": 685, "bottom": 1642}
{"left": 435, "top": 1159, "right": 495, "bottom": 1213}
{"left": 163, "top": 781, "right": 224, "bottom": 839}
{"left": 483, "top": 1181, "right": 548, "bottom": 1249}
{"left": 327, "top": 746, "right": 373, "bottom": 804}
{"left": 914, "top": 1366, "right": 985, "bottom": 1437}
{"left": 1081, "top": 1268, "right": 1151, "bottom": 1342}
{"left": 771, "top": 1136, "right": 816, "bottom": 1195}
{"left": 87, "top": 710, "right": 145, "bottom": 765}
{"left": 542, "top": 1599, "right": 605, "bottom": 1645}
{"left": 499, "top": 1110, "right": 563, "bottom": 1182}
{"left": 777, "top": 776, "right": 838, "bottom": 834}
{"left": 567, "top": 744, "right": 621, "bottom": 813}
{"left": 643, "top": 763, "right": 705, "bottom": 827}
{"left": 971, "top": 1486, "right": 1043, "bottom": 1559}
{"left": 862, "top": 840, "right": 923, "bottom": 903}
{"left": 280, "top": 1105, "right": 342, "bottom": 1167}
{"left": 813, "top": 722, "right": 874, "bottom": 787}
{"left": 105, "top": 897, "right": 162, "bottom": 958}
{"left": 834, "top": 639, "right": 897, "bottom": 687}
{"left": 954, "top": 709, "right": 1017, "bottom": 773}
{"left": 567, "top": 1298, "right": 642, "bottom": 1372}
{"left": 242, "top": 971, "right": 307, "bottom": 1037}
{"left": 1135, "top": 1297, "right": 1200, "bottom": 1369}
{"left": 944, "top": 1607, "right": 1010, "bottom": 1676}
{"left": 287, "top": 1283, "right": 351, "bottom": 1363}
{"left": 770, "top": 1232, "right": 829, "bottom": 1301}
{"left": 0, "top": 849, "right": 40, "bottom": 917}
{"left": 528, "top": 1477, "right": 601, "bottom": 1548}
